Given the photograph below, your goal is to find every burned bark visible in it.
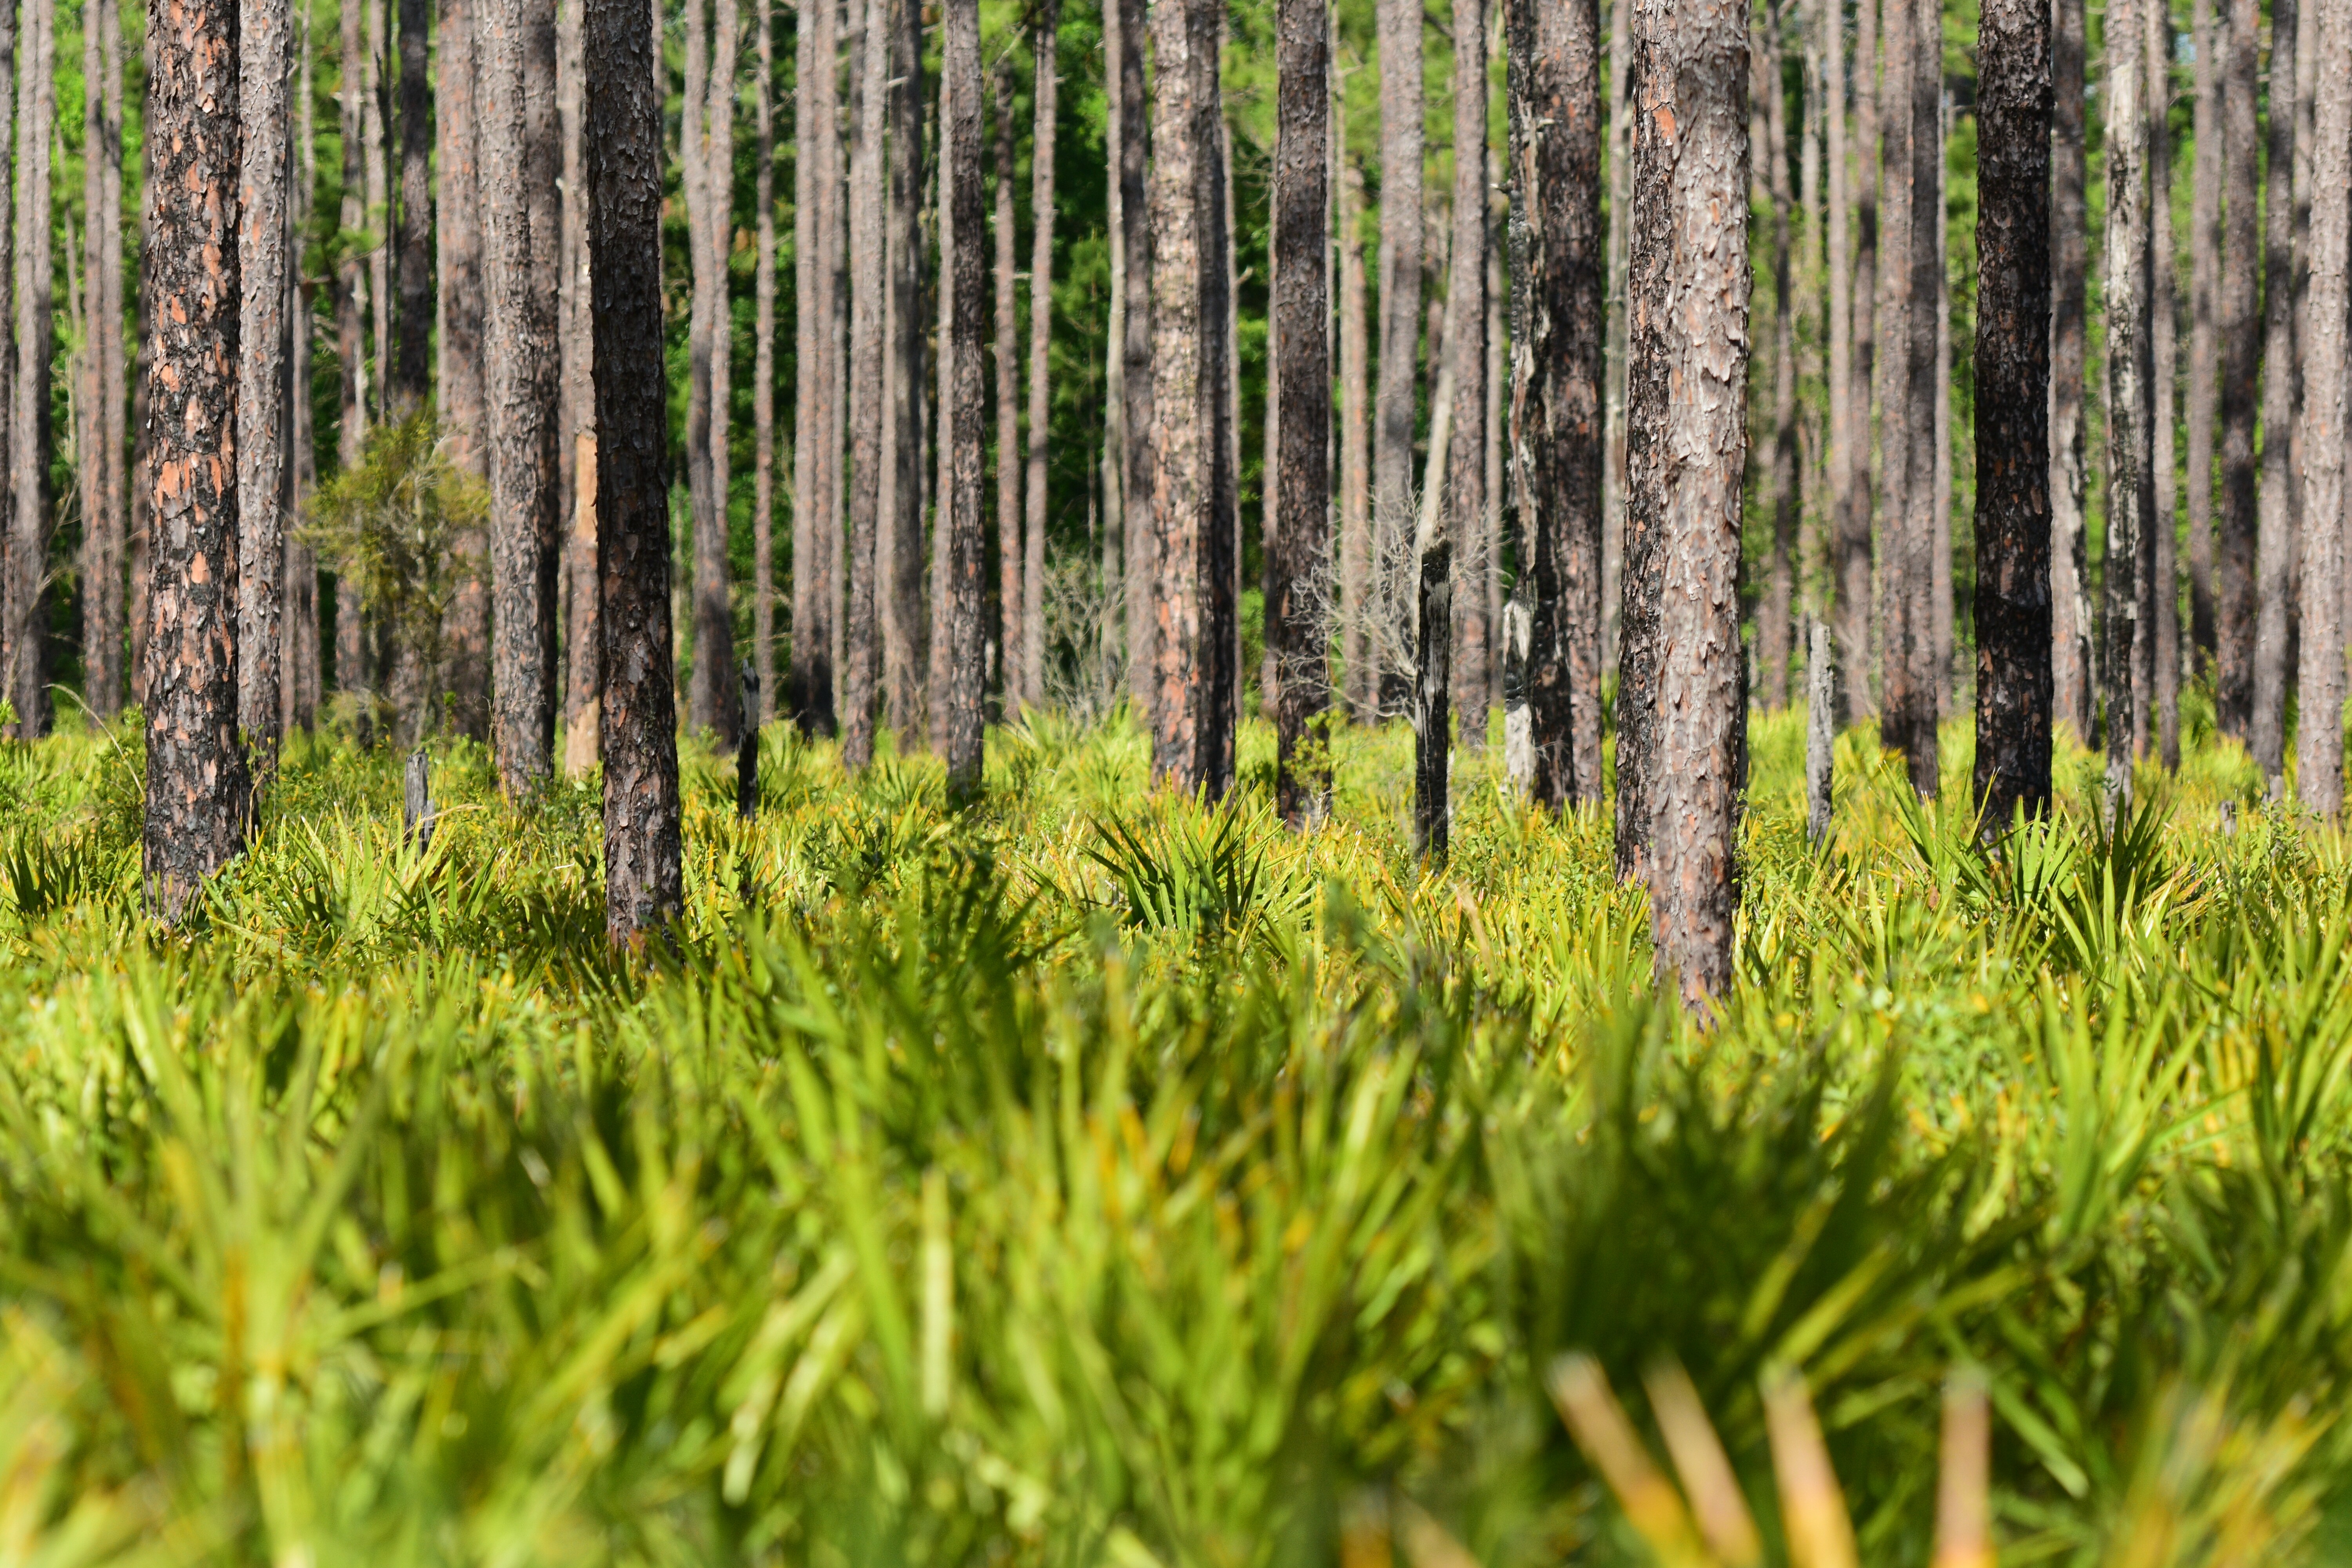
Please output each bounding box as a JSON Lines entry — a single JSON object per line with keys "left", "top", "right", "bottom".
{"left": 238, "top": 0, "right": 290, "bottom": 772}
{"left": 2100, "top": 0, "right": 2153, "bottom": 811}
{"left": 935, "top": 0, "right": 987, "bottom": 795}
{"left": 1270, "top": 0, "right": 1330, "bottom": 823}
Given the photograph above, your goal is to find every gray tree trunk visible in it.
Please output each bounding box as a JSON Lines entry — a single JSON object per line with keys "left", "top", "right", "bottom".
{"left": 559, "top": 0, "right": 599, "bottom": 773}
{"left": 2214, "top": 0, "right": 2259, "bottom": 733}
{"left": 1022, "top": 0, "right": 1058, "bottom": 710}
{"left": 1822, "top": 0, "right": 1855, "bottom": 726}
{"left": 884, "top": 0, "right": 925, "bottom": 735}
{"left": 395, "top": 0, "right": 435, "bottom": 407}
{"left": 751, "top": 0, "right": 776, "bottom": 725}
{"left": 439, "top": 0, "right": 492, "bottom": 738}
{"left": 2101, "top": 0, "right": 2153, "bottom": 811}
{"left": 2185, "top": 0, "right": 2217, "bottom": 662}
{"left": 992, "top": 63, "right": 1021, "bottom": 706}
{"left": 1373, "top": 0, "right": 1423, "bottom": 710}
{"left": 1445, "top": 0, "right": 1486, "bottom": 746}
{"left": 2147, "top": 0, "right": 2177, "bottom": 767}
{"left": 8, "top": 0, "right": 51, "bottom": 738}
{"left": 2049, "top": 0, "right": 2092, "bottom": 739}
{"left": 1339, "top": 154, "right": 1371, "bottom": 718}
{"left": 1849, "top": 0, "right": 1880, "bottom": 717}
{"left": 935, "top": 0, "right": 987, "bottom": 794}
{"left": 2294, "top": 0, "right": 2349, "bottom": 816}
{"left": 1114, "top": 0, "right": 1152, "bottom": 715}
{"left": 238, "top": 0, "right": 290, "bottom": 773}
{"left": 1753, "top": 0, "right": 1797, "bottom": 712}
{"left": 842, "top": 0, "right": 886, "bottom": 763}
{"left": 2251, "top": 0, "right": 2299, "bottom": 779}
{"left": 1269, "top": 0, "right": 1329, "bottom": 822}
{"left": 80, "top": 0, "right": 125, "bottom": 719}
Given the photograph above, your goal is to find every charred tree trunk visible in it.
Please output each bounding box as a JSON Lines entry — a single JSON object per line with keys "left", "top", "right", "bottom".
{"left": 2049, "top": 0, "right": 2092, "bottom": 739}
{"left": 9, "top": 0, "right": 52, "bottom": 738}
{"left": 751, "top": 0, "right": 776, "bottom": 724}
{"left": 2101, "top": 0, "right": 2153, "bottom": 811}
{"left": 238, "top": 0, "right": 290, "bottom": 773}
{"left": 584, "top": 0, "right": 682, "bottom": 940}
{"left": 2185, "top": 0, "right": 2217, "bottom": 664}
{"left": 1507, "top": 0, "right": 1605, "bottom": 808}
{"left": 439, "top": 0, "right": 491, "bottom": 736}
{"left": 1147, "top": 0, "right": 1236, "bottom": 794}
{"left": 1445, "top": 0, "right": 1486, "bottom": 748}
{"left": 1270, "top": 0, "right": 1329, "bottom": 823}
{"left": 842, "top": 0, "right": 886, "bottom": 763}
{"left": 1339, "top": 155, "right": 1371, "bottom": 717}
{"left": 2294, "top": 0, "right": 2349, "bottom": 816}
{"left": 2210, "top": 0, "right": 2257, "bottom": 734}
{"left": 394, "top": 0, "right": 434, "bottom": 407}
{"left": 2251, "top": 0, "right": 2299, "bottom": 779}
{"left": 1021, "top": 0, "right": 1058, "bottom": 710}
{"left": 1619, "top": 0, "right": 1749, "bottom": 1004}
{"left": 991, "top": 63, "right": 1021, "bottom": 708}
{"left": 143, "top": 0, "right": 250, "bottom": 918}
{"left": 884, "top": 0, "right": 925, "bottom": 733}
{"left": 1971, "top": 0, "right": 2053, "bottom": 830}
{"left": 80, "top": 0, "right": 126, "bottom": 719}
{"left": 933, "top": 0, "right": 986, "bottom": 793}
{"left": 1373, "top": 0, "right": 1423, "bottom": 710}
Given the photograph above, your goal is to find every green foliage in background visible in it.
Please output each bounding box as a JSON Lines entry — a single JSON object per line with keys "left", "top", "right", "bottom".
{"left": 3, "top": 707, "right": 2352, "bottom": 1566}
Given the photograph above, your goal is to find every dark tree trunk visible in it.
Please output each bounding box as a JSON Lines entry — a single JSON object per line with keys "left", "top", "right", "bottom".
{"left": 1900, "top": 0, "right": 1938, "bottom": 787}
{"left": 1445, "top": 0, "right": 1486, "bottom": 747}
{"left": 884, "top": 0, "right": 925, "bottom": 734}
{"left": 1339, "top": 155, "right": 1370, "bottom": 717}
{"left": 1846, "top": 0, "right": 1879, "bottom": 720}
{"left": 992, "top": 63, "right": 1021, "bottom": 707}
{"left": 238, "top": 0, "right": 290, "bottom": 774}
{"left": 1114, "top": 0, "right": 1152, "bottom": 716}
{"left": 1147, "top": 0, "right": 1236, "bottom": 794}
{"left": 143, "top": 0, "right": 250, "bottom": 919}
{"left": 1971, "top": 0, "right": 2053, "bottom": 831}
{"left": 395, "top": 0, "right": 434, "bottom": 408}
{"left": 1618, "top": 0, "right": 1749, "bottom": 1004}
{"left": 2212, "top": 0, "right": 2258, "bottom": 734}
{"left": 80, "top": 0, "right": 126, "bottom": 719}
{"left": 2294, "top": 0, "right": 2349, "bottom": 817}
{"left": 1021, "top": 0, "right": 1058, "bottom": 710}
{"left": 2251, "top": 0, "right": 2298, "bottom": 779}
{"left": 584, "top": 0, "right": 682, "bottom": 941}
{"left": 935, "top": 0, "right": 987, "bottom": 794}
{"left": 9, "top": 0, "right": 52, "bottom": 739}
{"left": 481, "top": 0, "right": 561, "bottom": 787}
{"left": 1412, "top": 539, "right": 1451, "bottom": 857}
{"left": 843, "top": 0, "right": 885, "bottom": 764}
{"left": 1822, "top": 0, "right": 1855, "bottom": 726}
{"left": 2049, "top": 0, "right": 2092, "bottom": 739}
{"left": 1507, "top": 0, "right": 1605, "bottom": 809}
{"left": 1372, "top": 0, "right": 1423, "bottom": 708}
{"left": 439, "top": 0, "right": 492, "bottom": 737}
{"left": 1270, "top": 0, "right": 1330, "bottom": 823}
{"left": 559, "top": 0, "right": 598, "bottom": 774}
{"left": 752, "top": 0, "right": 776, "bottom": 724}
{"left": 2101, "top": 0, "right": 2153, "bottom": 811}
{"left": 1753, "top": 0, "right": 1797, "bottom": 712}
{"left": 2185, "top": 0, "right": 2216, "bottom": 664}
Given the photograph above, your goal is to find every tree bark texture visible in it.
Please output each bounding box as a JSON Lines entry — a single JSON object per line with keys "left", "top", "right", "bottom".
{"left": 559, "top": 0, "right": 598, "bottom": 772}
{"left": 1021, "top": 0, "right": 1058, "bottom": 711}
{"left": 1847, "top": 0, "right": 1879, "bottom": 717}
{"left": 1618, "top": 0, "right": 1749, "bottom": 1005}
{"left": 584, "top": 0, "right": 681, "bottom": 941}
{"left": 1147, "top": 0, "right": 1236, "bottom": 795}
{"left": 1270, "top": 0, "right": 1329, "bottom": 824}
{"left": 80, "top": 0, "right": 125, "bottom": 719}
{"left": 1880, "top": 0, "right": 1938, "bottom": 794}
{"left": 992, "top": 64, "right": 1021, "bottom": 706}
{"left": 2294, "top": 0, "right": 2350, "bottom": 817}
{"left": 9, "top": 0, "right": 52, "bottom": 738}
{"left": 395, "top": 0, "right": 434, "bottom": 408}
{"left": 1114, "top": 0, "right": 1152, "bottom": 716}
{"left": 237, "top": 0, "right": 289, "bottom": 772}
{"left": 1822, "top": 0, "right": 1854, "bottom": 724}
{"left": 884, "top": 0, "right": 925, "bottom": 735}
{"left": 1446, "top": 0, "right": 1487, "bottom": 744}
{"left": 2101, "top": 0, "right": 2152, "bottom": 811}
{"left": 2145, "top": 0, "right": 2176, "bottom": 767}
{"left": 1507, "top": 0, "right": 1606, "bottom": 809}
{"left": 843, "top": 0, "right": 886, "bottom": 764}
{"left": 689, "top": 0, "right": 741, "bottom": 746}
{"left": 1373, "top": 0, "right": 1422, "bottom": 709}
{"left": 751, "top": 0, "right": 775, "bottom": 724}
{"left": 935, "top": 0, "right": 986, "bottom": 795}
{"left": 1971, "top": 0, "right": 2053, "bottom": 831}
{"left": 439, "top": 0, "right": 492, "bottom": 736}
{"left": 1754, "top": 0, "right": 1797, "bottom": 712}
{"left": 2252, "top": 0, "right": 2299, "bottom": 779}
{"left": 2213, "top": 0, "right": 2259, "bottom": 733}
{"left": 366, "top": 0, "right": 390, "bottom": 411}
{"left": 1339, "top": 154, "right": 1370, "bottom": 718}
{"left": 2049, "top": 0, "right": 2091, "bottom": 739}
{"left": 1483, "top": 152, "right": 1506, "bottom": 714}
{"left": 143, "top": 0, "right": 250, "bottom": 920}
{"left": 793, "top": 0, "right": 839, "bottom": 733}
{"left": 2185, "top": 0, "right": 2216, "bottom": 662}
{"left": 1412, "top": 539, "right": 1451, "bottom": 857}
{"left": 480, "top": 0, "right": 561, "bottom": 789}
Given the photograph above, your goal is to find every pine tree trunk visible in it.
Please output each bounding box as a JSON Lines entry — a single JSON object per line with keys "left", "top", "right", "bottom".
{"left": 2212, "top": 0, "right": 2258, "bottom": 734}
{"left": 2295, "top": 0, "right": 2350, "bottom": 817}
{"left": 288, "top": 10, "right": 321, "bottom": 732}
{"left": 884, "top": 0, "right": 925, "bottom": 735}
{"left": 439, "top": 0, "right": 492, "bottom": 736}
{"left": 238, "top": 0, "right": 290, "bottom": 773}
{"left": 1339, "top": 154, "right": 1371, "bottom": 718}
{"left": 681, "top": 0, "right": 713, "bottom": 724}
{"left": 1483, "top": 151, "right": 1505, "bottom": 714}
{"left": 9, "top": 0, "right": 52, "bottom": 739}
{"left": 751, "top": 0, "right": 776, "bottom": 726}
{"left": 2102, "top": 0, "right": 2153, "bottom": 811}
{"left": 1270, "top": 0, "right": 1329, "bottom": 822}
{"left": 336, "top": 0, "right": 372, "bottom": 716}
{"left": 842, "top": 0, "right": 886, "bottom": 763}
{"left": 1600, "top": 0, "right": 1630, "bottom": 671}
{"left": 143, "top": 0, "right": 249, "bottom": 918}
{"left": 1446, "top": 0, "right": 1486, "bottom": 749}
{"left": 1822, "top": 0, "right": 1855, "bottom": 723}
{"left": 80, "top": 0, "right": 125, "bottom": 719}
{"left": 991, "top": 64, "right": 1021, "bottom": 706}
{"left": 793, "top": 0, "right": 839, "bottom": 733}
{"left": 584, "top": 0, "right": 681, "bottom": 941}
{"left": 934, "top": 0, "right": 987, "bottom": 793}
{"left": 1148, "top": 0, "right": 1236, "bottom": 794}
{"left": 559, "top": 0, "right": 598, "bottom": 771}
{"left": 791, "top": 0, "right": 818, "bottom": 728}
{"left": 1373, "top": 0, "right": 1423, "bottom": 711}
{"left": 2184, "top": 0, "right": 2217, "bottom": 664}
{"left": 1878, "top": 0, "right": 1937, "bottom": 794}
{"left": 105, "top": 0, "right": 130, "bottom": 717}
{"left": 2146, "top": 0, "right": 2177, "bottom": 767}
{"left": 1933, "top": 93, "right": 1954, "bottom": 719}
{"left": 1021, "top": 1, "right": 1058, "bottom": 710}
{"left": 394, "top": 0, "right": 433, "bottom": 407}
{"left": 481, "top": 0, "right": 561, "bottom": 787}
{"left": 686, "top": 0, "right": 740, "bottom": 745}
{"left": 1754, "top": 0, "right": 1797, "bottom": 713}
{"left": 1971, "top": 0, "right": 2052, "bottom": 830}
{"left": 1849, "top": 0, "right": 1880, "bottom": 719}
{"left": 2251, "top": 0, "right": 2298, "bottom": 779}
{"left": 2048, "top": 0, "right": 2092, "bottom": 739}
{"left": 1506, "top": 0, "right": 1604, "bottom": 809}
{"left": 367, "top": 0, "right": 391, "bottom": 415}
{"left": 1114, "top": 0, "right": 1152, "bottom": 714}
{"left": 1619, "top": 0, "right": 1749, "bottom": 1004}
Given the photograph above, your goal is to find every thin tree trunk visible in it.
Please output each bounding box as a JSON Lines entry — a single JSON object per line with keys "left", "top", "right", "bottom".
{"left": 2185, "top": 0, "right": 2217, "bottom": 664}
{"left": 239, "top": 0, "right": 290, "bottom": 773}
{"left": 1022, "top": 0, "right": 1058, "bottom": 710}
{"left": 1114, "top": 0, "right": 1152, "bottom": 715}
{"left": 1933, "top": 93, "right": 1954, "bottom": 719}
{"left": 1374, "top": 0, "right": 1423, "bottom": 710}
{"left": 935, "top": 0, "right": 987, "bottom": 793}
{"left": 2295, "top": 0, "right": 2349, "bottom": 816}
{"left": 884, "top": 0, "right": 925, "bottom": 733}
{"left": 2210, "top": 0, "right": 2257, "bottom": 733}
{"left": 1339, "top": 154, "right": 1370, "bottom": 718}
{"left": 481, "top": 0, "right": 561, "bottom": 787}
{"left": 1823, "top": 0, "right": 1855, "bottom": 723}
{"left": 286, "top": 0, "right": 320, "bottom": 733}
{"left": 560, "top": 0, "right": 599, "bottom": 771}
{"left": 1880, "top": 0, "right": 1936, "bottom": 793}
{"left": 1754, "top": 0, "right": 1797, "bottom": 712}
{"left": 2049, "top": 0, "right": 2091, "bottom": 739}
{"left": 338, "top": 0, "right": 373, "bottom": 717}
{"left": 584, "top": 0, "right": 682, "bottom": 940}
{"left": 751, "top": 0, "right": 775, "bottom": 726}
{"left": 1270, "top": 0, "right": 1329, "bottom": 822}
{"left": 1850, "top": 0, "right": 1879, "bottom": 717}
{"left": 2147, "top": 0, "right": 2177, "bottom": 766}
{"left": 1973, "top": 0, "right": 2052, "bottom": 827}
{"left": 1508, "top": 0, "right": 1605, "bottom": 809}
{"left": 1148, "top": 0, "right": 1236, "bottom": 793}
{"left": 1446, "top": 0, "right": 1486, "bottom": 749}
{"left": 395, "top": 0, "right": 434, "bottom": 406}
{"left": 686, "top": 0, "right": 739, "bottom": 744}
{"left": 144, "top": 0, "right": 249, "bottom": 917}
{"left": 991, "top": 64, "right": 1021, "bottom": 706}
{"left": 1484, "top": 149, "right": 1505, "bottom": 714}
{"left": 440, "top": 0, "right": 492, "bottom": 737}
{"left": 2251, "top": 0, "right": 2298, "bottom": 779}
{"left": 81, "top": 0, "right": 125, "bottom": 719}
{"left": 367, "top": 0, "right": 391, "bottom": 417}
{"left": 681, "top": 0, "right": 714, "bottom": 726}
{"left": 1601, "top": 0, "right": 1630, "bottom": 670}
{"left": 2102, "top": 0, "right": 2152, "bottom": 810}
{"left": 791, "top": 0, "right": 820, "bottom": 728}
{"left": 1619, "top": 0, "right": 1749, "bottom": 1004}
{"left": 842, "top": 0, "right": 886, "bottom": 762}
{"left": 8, "top": 0, "right": 51, "bottom": 738}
